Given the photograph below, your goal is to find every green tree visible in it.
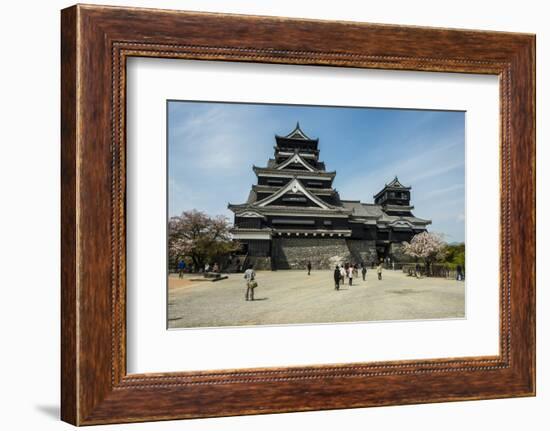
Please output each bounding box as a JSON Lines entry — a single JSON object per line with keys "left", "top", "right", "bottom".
{"left": 443, "top": 243, "right": 465, "bottom": 270}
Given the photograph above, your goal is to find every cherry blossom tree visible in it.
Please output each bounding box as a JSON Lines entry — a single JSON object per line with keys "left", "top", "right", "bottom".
{"left": 168, "top": 209, "right": 239, "bottom": 270}
{"left": 402, "top": 232, "right": 446, "bottom": 276}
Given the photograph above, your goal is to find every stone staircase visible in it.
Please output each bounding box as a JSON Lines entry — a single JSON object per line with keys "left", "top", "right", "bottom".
{"left": 223, "top": 254, "right": 248, "bottom": 273}
{"left": 248, "top": 256, "right": 272, "bottom": 271}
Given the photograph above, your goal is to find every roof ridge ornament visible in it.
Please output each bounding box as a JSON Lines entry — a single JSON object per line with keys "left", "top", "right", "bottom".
{"left": 284, "top": 122, "right": 310, "bottom": 140}
{"left": 386, "top": 175, "right": 407, "bottom": 188}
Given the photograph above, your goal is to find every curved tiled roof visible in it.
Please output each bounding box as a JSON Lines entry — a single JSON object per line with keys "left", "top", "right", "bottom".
{"left": 253, "top": 166, "right": 336, "bottom": 178}
{"left": 276, "top": 122, "right": 316, "bottom": 141}
{"left": 340, "top": 201, "right": 384, "bottom": 217}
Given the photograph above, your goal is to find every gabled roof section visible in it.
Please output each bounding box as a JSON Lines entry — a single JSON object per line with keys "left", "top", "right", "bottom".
{"left": 275, "top": 122, "right": 319, "bottom": 145}
{"left": 386, "top": 176, "right": 410, "bottom": 189}
{"left": 284, "top": 122, "right": 311, "bottom": 140}
{"left": 381, "top": 215, "right": 432, "bottom": 227}
{"left": 254, "top": 178, "right": 332, "bottom": 210}
{"left": 374, "top": 176, "right": 412, "bottom": 200}
{"left": 235, "top": 210, "right": 266, "bottom": 220}
{"left": 253, "top": 166, "right": 336, "bottom": 179}
{"left": 246, "top": 189, "right": 257, "bottom": 204}
{"left": 253, "top": 184, "right": 336, "bottom": 196}
{"left": 378, "top": 211, "right": 431, "bottom": 224}
{"left": 275, "top": 153, "right": 318, "bottom": 172}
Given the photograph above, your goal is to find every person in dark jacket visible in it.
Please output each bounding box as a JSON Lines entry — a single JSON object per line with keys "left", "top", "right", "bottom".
{"left": 333, "top": 265, "right": 341, "bottom": 290}
{"left": 456, "top": 264, "right": 464, "bottom": 281}
{"left": 307, "top": 261, "right": 312, "bottom": 276}
{"left": 361, "top": 264, "right": 367, "bottom": 281}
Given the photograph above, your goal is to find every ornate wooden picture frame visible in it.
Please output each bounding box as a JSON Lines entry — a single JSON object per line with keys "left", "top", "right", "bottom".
{"left": 61, "top": 4, "right": 535, "bottom": 425}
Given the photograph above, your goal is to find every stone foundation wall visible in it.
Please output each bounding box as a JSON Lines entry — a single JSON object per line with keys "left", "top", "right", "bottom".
{"left": 273, "top": 237, "right": 351, "bottom": 270}
{"left": 248, "top": 256, "right": 272, "bottom": 271}
{"left": 346, "top": 240, "right": 378, "bottom": 265}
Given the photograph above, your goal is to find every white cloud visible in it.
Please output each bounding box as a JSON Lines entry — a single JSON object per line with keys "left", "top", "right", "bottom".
{"left": 168, "top": 103, "right": 280, "bottom": 217}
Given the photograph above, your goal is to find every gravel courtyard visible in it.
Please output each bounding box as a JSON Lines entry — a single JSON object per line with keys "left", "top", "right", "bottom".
{"left": 168, "top": 269, "right": 465, "bottom": 329}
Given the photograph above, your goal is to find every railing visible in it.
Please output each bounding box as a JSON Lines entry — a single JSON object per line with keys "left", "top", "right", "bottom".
{"left": 402, "top": 263, "right": 464, "bottom": 279}
{"left": 382, "top": 262, "right": 407, "bottom": 271}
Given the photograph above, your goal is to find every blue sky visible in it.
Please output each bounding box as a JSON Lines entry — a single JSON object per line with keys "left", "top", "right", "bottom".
{"left": 168, "top": 101, "right": 465, "bottom": 243}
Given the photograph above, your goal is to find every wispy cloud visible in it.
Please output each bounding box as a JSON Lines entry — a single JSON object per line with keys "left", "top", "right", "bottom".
{"left": 336, "top": 135, "right": 463, "bottom": 199}
{"left": 416, "top": 183, "right": 464, "bottom": 201}
{"left": 169, "top": 105, "right": 264, "bottom": 174}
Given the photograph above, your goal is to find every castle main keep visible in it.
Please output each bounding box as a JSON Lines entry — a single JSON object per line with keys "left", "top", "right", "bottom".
{"left": 228, "top": 123, "right": 431, "bottom": 270}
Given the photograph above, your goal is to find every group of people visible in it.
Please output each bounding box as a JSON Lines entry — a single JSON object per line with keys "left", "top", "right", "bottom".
{"left": 177, "top": 260, "right": 220, "bottom": 278}
{"left": 242, "top": 260, "right": 388, "bottom": 301}
{"left": 331, "top": 263, "right": 371, "bottom": 290}
{"left": 204, "top": 262, "right": 220, "bottom": 273}
{"left": 332, "top": 262, "right": 384, "bottom": 290}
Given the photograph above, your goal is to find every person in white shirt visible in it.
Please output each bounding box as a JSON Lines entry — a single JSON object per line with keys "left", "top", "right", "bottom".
{"left": 377, "top": 263, "right": 383, "bottom": 280}
{"left": 347, "top": 266, "right": 354, "bottom": 286}
{"left": 339, "top": 266, "right": 346, "bottom": 284}
{"left": 244, "top": 265, "right": 256, "bottom": 301}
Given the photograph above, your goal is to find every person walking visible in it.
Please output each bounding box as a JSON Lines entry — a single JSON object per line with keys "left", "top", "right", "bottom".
{"left": 377, "top": 263, "right": 383, "bottom": 280}
{"left": 307, "top": 261, "right": 312, "bottom": 276}
{"left": 339, "top": 265, "right": 346, "bottom": 285}
{"left": 456, "top": 264, "right": 464, "bottom": 281}
{"left": 177, "top": 259, "right": 186, "bottom": 278}
{"left": 244, "top": 264, "right": 257, "bottom": 301}
{"left": 361, "top": 264, "right": 367, "bottom": 281}
{"left": 347, "top": 265, "right": 354, "bottom": 286}
{"left": 333, "top": 265, "right": 341, "bottom": 290}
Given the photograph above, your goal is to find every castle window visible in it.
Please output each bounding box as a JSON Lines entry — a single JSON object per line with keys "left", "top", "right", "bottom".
{"left": 282, "top": 196, "right": 307, "bottom": 203}
{"left": 272, "top": 219, "right": 315, "bottom": 225}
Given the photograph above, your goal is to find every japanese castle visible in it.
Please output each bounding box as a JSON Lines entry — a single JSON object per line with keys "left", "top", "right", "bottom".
{"left": 228, "top": 123, "right": 431, "bottom": 270}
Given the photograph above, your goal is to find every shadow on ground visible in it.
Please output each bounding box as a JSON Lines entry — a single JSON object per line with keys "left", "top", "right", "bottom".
{"left": 35, "top": 404, "right": 59, "bottom": 420}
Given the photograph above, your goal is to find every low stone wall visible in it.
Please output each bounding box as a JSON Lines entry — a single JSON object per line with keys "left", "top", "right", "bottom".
{"left": 273, "top": 237, "right": 368, "bottom": 270}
